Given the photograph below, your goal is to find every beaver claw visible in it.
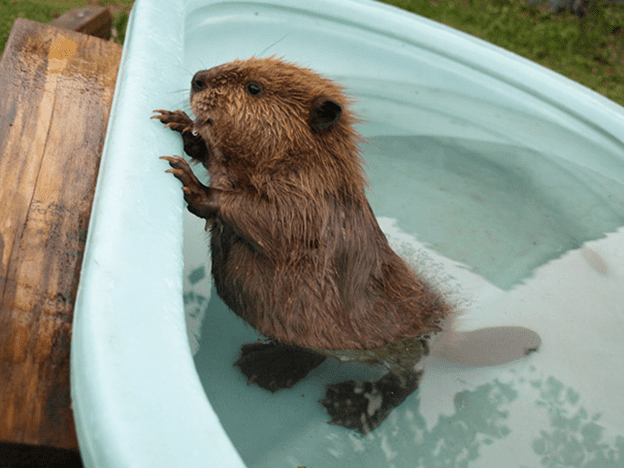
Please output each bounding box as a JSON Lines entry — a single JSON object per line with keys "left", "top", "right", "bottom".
{"left": 160, "top": 155, "right": 218, "bottom": 219}
{"left": 152, "top": 109, "right": 195, "bottom": 133}
{"left": 153, "top": 110, "right": 209, "bottom": 162}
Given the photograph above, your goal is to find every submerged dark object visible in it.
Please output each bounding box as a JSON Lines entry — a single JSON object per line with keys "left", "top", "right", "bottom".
{"left": 153, "top": 57, "right": 540, "bottom": 434}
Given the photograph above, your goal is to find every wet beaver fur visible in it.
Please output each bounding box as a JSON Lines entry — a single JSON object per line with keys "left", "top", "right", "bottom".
{"left": 153, "top": 57, "right": 452, "bottom": 434}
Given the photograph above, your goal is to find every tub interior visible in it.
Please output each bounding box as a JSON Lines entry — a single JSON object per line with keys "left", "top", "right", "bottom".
{"left": 177, "top": 3, "right": 624, "bottom": 467}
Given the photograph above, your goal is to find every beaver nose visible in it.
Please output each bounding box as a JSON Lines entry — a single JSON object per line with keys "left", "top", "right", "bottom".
{"left": 191, "top": 71, "right": 209, "bottom": 93}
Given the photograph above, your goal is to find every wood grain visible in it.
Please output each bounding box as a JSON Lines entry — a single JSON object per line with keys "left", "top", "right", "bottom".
{"left": 49, "top": 6, "right": 113, "bottom": 40}
{"left": 0, "top": 18, "right": 121, "bottom": 450}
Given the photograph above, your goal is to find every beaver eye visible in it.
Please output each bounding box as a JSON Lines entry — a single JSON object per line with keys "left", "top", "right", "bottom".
{"left": 245, "top": 83, "right": 263, "bottom": 96}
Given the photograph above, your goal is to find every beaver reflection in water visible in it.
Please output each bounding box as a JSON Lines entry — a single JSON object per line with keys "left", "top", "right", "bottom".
{"left": 153, "top": 57, "right": 540, "bottom": 434}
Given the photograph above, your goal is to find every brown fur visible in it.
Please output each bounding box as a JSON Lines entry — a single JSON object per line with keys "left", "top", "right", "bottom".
{"left": 168, "top": 57, "right": 450, "bottom": 350}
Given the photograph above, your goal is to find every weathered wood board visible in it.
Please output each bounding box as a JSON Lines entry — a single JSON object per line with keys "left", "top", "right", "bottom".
{"left": 0, "top": 18, "right": 121, "bottom": 450}
{"left": 49, "top": 6, "right": 113, "bottom": 40}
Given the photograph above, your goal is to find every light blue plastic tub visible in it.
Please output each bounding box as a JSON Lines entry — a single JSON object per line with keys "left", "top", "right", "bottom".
{"left": 71, "top": 1, "right": 624, "bottom": 467}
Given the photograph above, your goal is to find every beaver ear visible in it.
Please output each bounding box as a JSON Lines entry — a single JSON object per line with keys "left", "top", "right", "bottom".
{"left": 310, "top": 96, "right": 342, "bottom": 132}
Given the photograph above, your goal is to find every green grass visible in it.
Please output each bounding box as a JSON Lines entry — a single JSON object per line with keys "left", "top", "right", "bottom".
{"left": 0, "top": 0, "right": 131, "bottom": 55}
{"left": 1, "top": 0, "right": 623, "bottom": 106}
{"left": 382, "top": 0, "right": 624, "bottom": 106}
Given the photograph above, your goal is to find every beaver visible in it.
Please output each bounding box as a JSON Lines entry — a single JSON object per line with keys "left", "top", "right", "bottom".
{"left": 152, "top": 57, "right": 540, "bottom": 434}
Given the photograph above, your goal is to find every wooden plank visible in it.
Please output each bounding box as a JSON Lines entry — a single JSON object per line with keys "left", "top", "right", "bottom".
{"left": 0, "top": 18, "right": 121, "bottom": 450}
{"left": 49, "top": 7, "right": 113, "bottom": 40}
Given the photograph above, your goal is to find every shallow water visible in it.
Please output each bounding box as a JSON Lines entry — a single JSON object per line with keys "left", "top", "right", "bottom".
{"left": 183, "top": 83, "right": 624, "bottom": 467}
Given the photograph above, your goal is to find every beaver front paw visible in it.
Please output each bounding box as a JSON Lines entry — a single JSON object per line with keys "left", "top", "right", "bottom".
{"left": 234, "top": 342, "right": 326, "bottom": 392}
{"left": 153, "top": 110, "right": 209, "bottom": 162}
{"left": 160, "top": 155, "right": 218, "bottom": 219}
{"left": 152, "top": 109, "right": 194, "bottom": 133}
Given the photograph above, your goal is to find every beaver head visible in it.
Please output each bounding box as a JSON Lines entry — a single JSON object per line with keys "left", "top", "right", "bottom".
{"left": 188, "top": 57, "right": 366, "bottom": 196}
